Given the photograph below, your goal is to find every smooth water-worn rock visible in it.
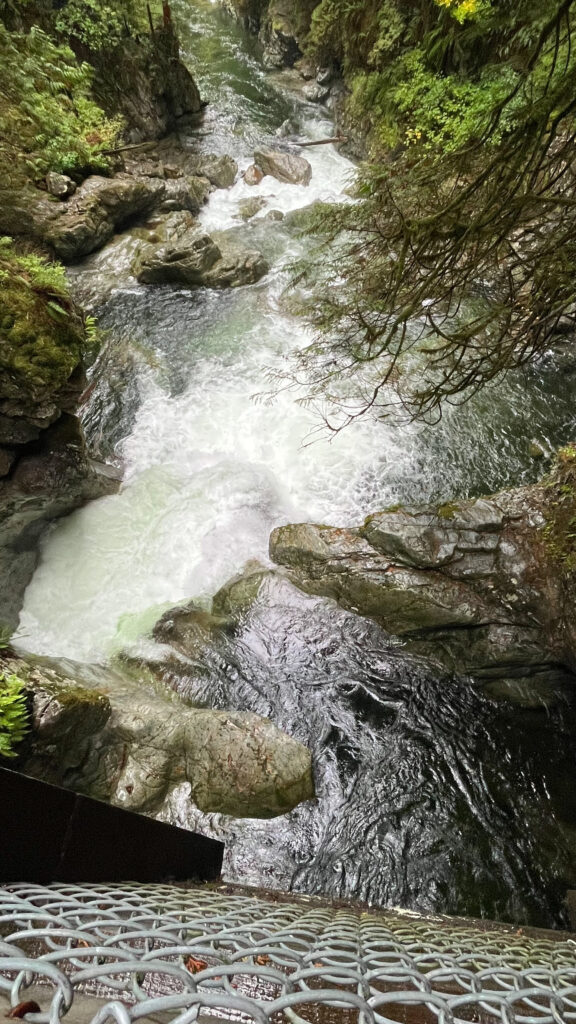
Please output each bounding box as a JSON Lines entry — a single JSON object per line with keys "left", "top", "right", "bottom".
{"left": 134, "top": 228, "right": 269, "bottom": 288}
{"left": 270, "top": 476, "right": 576, "bottom": 679}
{"left": 80, "top": 697, "right": 314, "bottom": 817}
{"left": 244, "top": 164, "right": 265, "bottom": 186}
{"left": 238, "top": 196, "right": 268, "bottom": 220}
{"left": 134, "top": 229, "right": 221, "bottom": 285}
{"left": 11, "top": 652, "right": 313, "bottom": 819}
{"left": 254, "top": 148, "right": 312, "bottom": 185}
{"left": 42, "top": 175, "right": 166, "bottom": 262}
{"left": 203, "top": 245, "right": 269, "bottom": 288}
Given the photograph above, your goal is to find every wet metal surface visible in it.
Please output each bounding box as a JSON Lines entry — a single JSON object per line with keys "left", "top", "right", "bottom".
{"left": 1, "top": 882, "right": 576, "bottom": 1024}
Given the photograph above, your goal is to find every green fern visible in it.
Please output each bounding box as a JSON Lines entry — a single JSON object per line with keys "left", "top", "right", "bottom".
{"left": 0, "top": 674, "right": 29, "bottom": 759}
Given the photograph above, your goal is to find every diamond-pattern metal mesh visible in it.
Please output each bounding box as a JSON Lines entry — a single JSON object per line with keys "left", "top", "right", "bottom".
{"left": 1, "top": 882, "right": 576, "bottom": 1023}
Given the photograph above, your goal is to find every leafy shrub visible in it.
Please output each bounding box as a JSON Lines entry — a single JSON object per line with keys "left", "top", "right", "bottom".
{"left": 0, "top": 237, "right": 85, "bottom": 394}
{"left": 0, "top": 23, "right": 122, "bottom": 181}
{"left": 55, "top": 0, "right": 147, "bottom": 52}
{"left": 0, "top": 674, "right": 29, "bottom": 759}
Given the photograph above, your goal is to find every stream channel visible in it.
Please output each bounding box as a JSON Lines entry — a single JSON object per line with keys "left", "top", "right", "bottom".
{"left": 15, "top": 0, "right": 576, "bottom": 927}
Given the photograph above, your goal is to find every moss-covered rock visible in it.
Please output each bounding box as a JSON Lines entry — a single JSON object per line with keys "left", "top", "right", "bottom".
{"left": 92, "top": 23, "right": 203, "bottom": 144}
{"left": 0, "top": 244, "right": 84, "bottom": 418}
{"left": 0, "top": 243, "right": 120, "bottom": 628}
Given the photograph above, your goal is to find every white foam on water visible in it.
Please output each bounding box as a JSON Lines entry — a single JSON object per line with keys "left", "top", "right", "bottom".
{"left": 200, "top": 118, "right": 354, "bottom": 232}
{"left": 18, "top": 269, "right": 407, "bottom": 662}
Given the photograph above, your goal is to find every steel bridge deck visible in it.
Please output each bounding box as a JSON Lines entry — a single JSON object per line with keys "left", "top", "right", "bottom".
{"left": 1, "top": 882, "right": 575, "bottom": 1024}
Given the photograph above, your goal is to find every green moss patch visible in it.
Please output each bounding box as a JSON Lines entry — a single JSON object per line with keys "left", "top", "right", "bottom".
{"left": 542, "top": 445, "right": 576, "bottom": 571}
{"left": 0, "top": 238, "right": 84, "bottom": 401}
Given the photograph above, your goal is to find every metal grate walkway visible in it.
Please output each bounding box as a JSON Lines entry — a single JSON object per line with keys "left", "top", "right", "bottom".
{"left": 1, "top": 882, "right": 576, "bottom": 1023}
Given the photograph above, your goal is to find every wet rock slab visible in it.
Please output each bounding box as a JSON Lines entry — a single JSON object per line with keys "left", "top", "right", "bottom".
{"left": 133, "top": 226, "right": 269, "bottom": 288}
{"left": 253, "top": 148, "right": 312, "bottom": 185}
{"left": 12, "top": 653, "right": 313, "bottom": 820}
{"left": 269, "top": 486, "right": 572, "bottom": 679}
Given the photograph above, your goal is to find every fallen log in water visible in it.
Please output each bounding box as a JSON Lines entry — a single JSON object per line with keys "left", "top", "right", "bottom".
{"left": 296, "top": 135, "right": 348, "bottom": 147}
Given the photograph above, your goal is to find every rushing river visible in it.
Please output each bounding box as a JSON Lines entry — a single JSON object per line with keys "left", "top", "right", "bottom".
{"left": 16, "top": 0, "right": 576, "bottom": 926}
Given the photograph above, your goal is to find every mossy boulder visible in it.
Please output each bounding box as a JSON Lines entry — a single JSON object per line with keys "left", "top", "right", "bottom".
{"left": 42, "top": 175, "right": 166, "bottom": 262}
{"left": 1, "top": 655, "right": 111, "bottom": 758}
{"left": 212, "top": 561, "right": 283, "bottom": 618}
{"left": 0, "top": 246, "right": 83, "bottom": 414}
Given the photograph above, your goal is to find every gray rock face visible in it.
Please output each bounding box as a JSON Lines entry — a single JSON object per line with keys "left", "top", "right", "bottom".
{"left": 46, "top": 172, "right": 76, "bottom": 198}
{"left": 92, "top": 23, "right": 203, "bottom": 144}
{"left": 258, "top": 1, "right": 302, "bottom": 68}
{"left": 134, "top": 229, "right": 269, "bottom": 289}
{"left": 134, "top": 229, "right": 221, "bottom": 285}
{"left": 269, "top": 486, "right": 571, "bottom": 679}
{"left": 42, "top": 175, "right": 166, "bottom": 262}
{"left": 12, "top": 655, "right": 314, "bottom": 819}
{"left": 254, "top": 148, "right": 312, "bottom": 185}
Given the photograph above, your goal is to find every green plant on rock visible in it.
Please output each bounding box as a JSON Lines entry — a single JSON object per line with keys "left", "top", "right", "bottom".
{"left": 54, "top": 0, "right": 147, "bottom": 52}
{"left": 542, "top": 445, "right": 576, "bottom": 571}
{"left": 0, "top": 673, "right": 29, "bottom": 759}
{"left": 0, "top": 237, "right": 84, "bottom": 395}
{"left": 0, "top": 22, "right": 121, "bottom": 182}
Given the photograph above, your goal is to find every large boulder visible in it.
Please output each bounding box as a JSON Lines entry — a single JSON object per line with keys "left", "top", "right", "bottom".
{"left": 42, "top": 175, "right": 166, "bottom": 262}
{"left": 12, "top": 654, "right": 314, "bottom": 818}
{"left": 182, "top": 153, "right": 238, "bottom": 189}
{"left": 254, "top": 148, "right": 312, "bottom": 185}
{"left": 133, "top": 229, "right": 221, "bottom": 285}
{"left": 133, "top": 229, "right": 269, "bottom": 288}
{"left": 270, "top": 464, "right": 576, "bottom": 680}
{"left": 203, "top": 245, "right": 269, "bottom": 288}
{"left": 155, "top": 175, "right": 211, "bottom": 214}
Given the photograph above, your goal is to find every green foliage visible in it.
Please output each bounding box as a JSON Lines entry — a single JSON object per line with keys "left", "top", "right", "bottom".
{"left": 0, "top": 673, "right": 29, "bottom": 759}
{"left": 367, "top": 48, "right": 520, "bottom": 152}
{"left": 542, "top": 446, "right": 576, "bottom": 571}
{"left": 0, "top": 625, "right": 14, "bottom": 650}
{"left": 0, "top": 22, "right": 122, "bottom": 181}
{"left": 301, "top": 0, "right": 566, "bottom": 157}
{"left": 0, "top": 237, "right": 84, "bottom": 394}
{"left": 54, "top": 0, "right": 146, "bottom": 51}
{"left": 306, "top": 0, "right": 405, "bottom": 71}
{"left": 286, "top": 0, "right": 576, "bottom": 428}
